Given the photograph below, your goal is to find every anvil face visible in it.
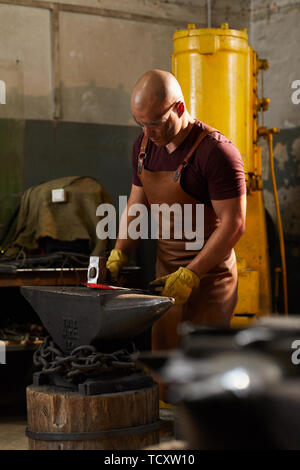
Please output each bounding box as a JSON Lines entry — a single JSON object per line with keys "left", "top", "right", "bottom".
{"left": 21, "top": 286, "right": 174, "bottom": 353}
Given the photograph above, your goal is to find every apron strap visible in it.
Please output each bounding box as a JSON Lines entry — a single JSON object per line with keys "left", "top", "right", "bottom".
{"left": 137, "top": 125, "right": 217, "bottom": 178}
{"left": 173, "top": 126, "right": 217, "bottom": 182}
{"left": 137, "top": 134, "right": 148, "bottom": 175}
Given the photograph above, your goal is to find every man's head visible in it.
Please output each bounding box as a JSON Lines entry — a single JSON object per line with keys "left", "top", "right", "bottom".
{"left": 131, "top": 69, "right": 187, "bottom": 146}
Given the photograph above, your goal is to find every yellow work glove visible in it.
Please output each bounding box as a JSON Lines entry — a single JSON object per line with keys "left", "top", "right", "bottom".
{"left": 106, "top": 249, "right": 129, "bottom": 281}
{"left": 149, "top": 267, "right": 200, "bottom": 305}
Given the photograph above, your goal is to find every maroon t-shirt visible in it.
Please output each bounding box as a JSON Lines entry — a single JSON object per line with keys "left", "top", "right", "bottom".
{"left": 132, "top": 120, "right": 246, "bottom": 206}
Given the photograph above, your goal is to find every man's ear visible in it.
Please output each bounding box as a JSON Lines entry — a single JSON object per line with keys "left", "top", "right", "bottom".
{"left": 176, "top": 101, "right": 185, "bottom": 117}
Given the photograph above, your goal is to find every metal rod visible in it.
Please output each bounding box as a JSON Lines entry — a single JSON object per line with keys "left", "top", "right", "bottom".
{"left": 261, "top": 70, "right": 264, "bottom": 127}
{"left": 16, "top": 268, "right": 87, "bottom": 272}
{"left": 267, "top": 132, "right": 288, "bottom": 315}
{"left": 207, "top": 0, "right": 211, "bottom": 28}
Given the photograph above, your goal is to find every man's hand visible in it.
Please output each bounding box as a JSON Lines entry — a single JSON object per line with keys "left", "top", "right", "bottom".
{"left": 106, "top": 249, "right": 129, "bottom": 281}
{"left": 149, "top": 267, "right": 200, "bottom": 305}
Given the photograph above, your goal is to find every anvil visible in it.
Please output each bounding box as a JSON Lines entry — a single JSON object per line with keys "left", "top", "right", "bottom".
{"left": 20, "top": 285, "right": 174, "bottom": 354}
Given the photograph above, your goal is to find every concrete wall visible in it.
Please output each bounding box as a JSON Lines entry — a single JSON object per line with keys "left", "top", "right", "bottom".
{"left": 0, "top": 0, "right": 252, "bottom": 125}
{"left": 58, "top": 12, "right": 174, "bottom": 125}
{"left": 261, "top": 130, "right": 300, "bottom": 313}
{"left": 251, "top": 0, "right": 300, "bottom": 312}
{"left": 0, "top": 4, "right": 53, "bottom": 120}
{"left": 250, "top": 0, "right": 300, "bottom": 129}
{"left": 8, "top": 0, "right": 300, "bottom": 127}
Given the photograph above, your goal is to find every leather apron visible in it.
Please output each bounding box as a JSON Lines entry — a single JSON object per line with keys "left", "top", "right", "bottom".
{"left": 137, "top": 126, "right": 238, "bottom": 352}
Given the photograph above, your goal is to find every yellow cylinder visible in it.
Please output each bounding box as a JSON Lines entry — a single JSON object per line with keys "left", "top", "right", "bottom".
{"left": 172, "top": 23, "right": 256, "bottom": 175}
{"left": 172, "top": 23, "right": 273, "bottom": 318}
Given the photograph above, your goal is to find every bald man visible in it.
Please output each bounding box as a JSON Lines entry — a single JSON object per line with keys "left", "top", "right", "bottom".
{"left": 107, "top": 69, "right": 246, "bottom": 352}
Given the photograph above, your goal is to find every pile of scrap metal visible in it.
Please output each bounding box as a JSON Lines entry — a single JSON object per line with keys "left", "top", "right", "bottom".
{"left": 137, "top": 317, "right": 300, "bottom": 450}
{"left": 0, "top": 324, "right": 44, "bottom": 347}
{"left": 0, "top": 251, "right": 91, "bottom": 275}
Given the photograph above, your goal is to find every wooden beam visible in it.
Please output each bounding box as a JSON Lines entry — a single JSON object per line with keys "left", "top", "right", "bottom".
{"left": 0, "top": 0, "right": 52, "bottom": 10}
{"left": 0, "top": 0, "right": 189, "bottom": 27}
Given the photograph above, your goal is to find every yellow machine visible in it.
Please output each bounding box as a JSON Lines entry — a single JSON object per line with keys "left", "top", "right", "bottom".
{"left": 172, "top": 23, "right": 288, "bottom": 326}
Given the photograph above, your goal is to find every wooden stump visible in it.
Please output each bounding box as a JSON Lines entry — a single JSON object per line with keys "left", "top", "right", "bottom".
{"left": 26, "top": 384, "right": 159, "bottom": 450}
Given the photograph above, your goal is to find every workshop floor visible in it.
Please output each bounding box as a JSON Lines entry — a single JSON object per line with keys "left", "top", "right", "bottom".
{"left": 0, "top": 407, "right": 177, "bottom": 451}
{"left": 0, "top": 413, "right": 28, "bottom": 450}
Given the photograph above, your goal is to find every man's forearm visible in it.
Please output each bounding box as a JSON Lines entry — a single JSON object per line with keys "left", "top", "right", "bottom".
{"left": 187, "top": 220, "right": 244, "bottom": 278}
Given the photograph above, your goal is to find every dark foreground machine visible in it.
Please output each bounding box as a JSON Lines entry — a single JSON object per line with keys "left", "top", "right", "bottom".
{"left": 136, "top": 317, "right": 300, "bottom": 450}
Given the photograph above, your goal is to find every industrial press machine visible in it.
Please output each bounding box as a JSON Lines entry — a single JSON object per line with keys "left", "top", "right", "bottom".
{"left": 172, "top": 23, "right": 288, "bottom": 324}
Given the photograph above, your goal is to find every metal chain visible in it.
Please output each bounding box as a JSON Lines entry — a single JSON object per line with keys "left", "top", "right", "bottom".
{"left": 33, "top": 336, "right": 138, "bottom": 383}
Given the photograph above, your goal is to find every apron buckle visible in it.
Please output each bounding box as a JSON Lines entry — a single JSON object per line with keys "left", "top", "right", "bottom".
{"left": 174, "top": 161, "right": 188, "bottom": 182}
{"left": 138, "top": 153, "right": 146, "bottom": 175}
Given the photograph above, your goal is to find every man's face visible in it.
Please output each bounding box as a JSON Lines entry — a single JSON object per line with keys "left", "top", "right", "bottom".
{"left": 132, "top": 101, "right": 182, "bottom": 146}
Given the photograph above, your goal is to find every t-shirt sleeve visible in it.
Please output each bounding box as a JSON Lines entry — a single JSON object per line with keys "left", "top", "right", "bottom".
{"left": 204, "top": 142, "right": 246, "bottom": 200}
{"left": 132, "top": 134, "right": 143, "bottom": 187}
